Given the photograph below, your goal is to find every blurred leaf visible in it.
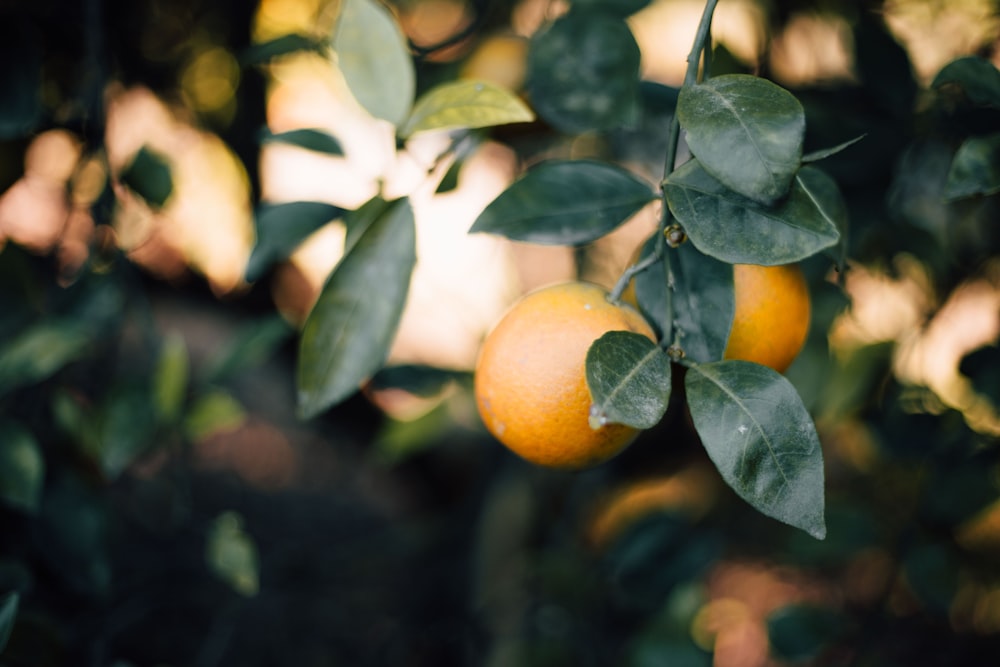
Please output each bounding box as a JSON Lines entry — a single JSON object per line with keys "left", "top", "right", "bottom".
{"left": 943, "top": 132, "right": 1000, "bottom": 200}
{"left": 571, "top": 0, "right": 650, "bottom": 17}
{"left": 686, "top": 360, "right": 826, "bottom": 539}
{"left": 184, "top": 390, "right": 247, "bottom": 442}
{"left": 0, "top": 321, "right": 91, "bottom": 396}
{"left": 297, "top": 198, "right": 416, "bottom": 418}
{"left": 959, "top": 345, "right": 1000, "bottom": 399}
{"left": 400, "top": 80, "right": 533, "bottom": 138}
{"left": 120, "top": 146, "right": 173, "bottom": 209}
{"left": 802, "top": 134, "right": 866, "bottom": 163}
{"left": 767, "top": 605, "right": 844, "bottom": 662}
{"left": 797, "top": 166, "right": 849, "bottom": 269}
{"left": 240, "top": 33, "right": 322, "bottom": 65}
{"left": 932, "top": 56, "right": 1000, "bottom": 108}
{"left": 260, "top": 128, "right": 343, "bottom": 155}
{"left": 246, "top": 201, "right": 344, "bottom": 282}
{"left": 0, "top": 591, "right": 17, "bottom": 653}
{"left": 88, "top": 387, "right": 157, "bottom": 479}
{"left": 471, "top": 160, "right": 655, "bottom": 244}
{"left": 526, "top": 11, "right": 641, "bottom": 133}
{"left": 586, "top": 331, "right": 671, "bottom": 430}
{"left": 374, "top": 400, "right": 452, "bottom": 465}
{"left": 664, "top": 159, "right": 840, "bottom": 265}
{"left": 332, "top": 0, "right": 414, "bottom": 126}
{"left": 342, "top": 195, "right": 392, "bottom": 251}
{"left": 153, "top": 331, "right": 189, "bottom": 423}
{"left": 853, "top": 13, "right": 917, "bottom": 116}
{"left": 0, "top": 21, "right": 41, "bottom": 138}
{"left": 0, "top": 421, "right": 44, "bottom": 513}
{"left": 817, "top": 342, "right": 894, "bottom": 423}
{"left": 677, "top": 74, "right": 804, "bottom": 205}
{"left": 369, "top": 365, "right": 469, "bottom": 397}
{"left": 35, "top": 475, "right": 110, "bottom": 597}
{"left": 204, "top": 315, "right": 294, "bottom": 383}
{"left": 922, "top": 458, "right": 998, "bottom": 526}
{"left": 668, "top": 242, "right": 734, "bottom": 364}
{"left": 206, "top": 512, "right": 259, "bottom": 597}
{"left": 904, "top": 543, "right": 958, "bottom": 612}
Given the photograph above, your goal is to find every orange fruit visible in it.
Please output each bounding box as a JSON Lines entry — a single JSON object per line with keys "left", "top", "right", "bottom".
{"left": 723, "top": 263, "right": 810, "bottom": 373}
{"left": 459, "top": 33, "right": 529, "bottom": 92}
{"left": 474, "top": 281, "right": 656, "bottom": 469}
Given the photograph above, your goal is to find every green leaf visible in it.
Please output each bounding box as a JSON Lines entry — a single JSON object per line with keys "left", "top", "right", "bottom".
{"left": 153, "top": 331, "right": 189, "bottom": 423}
{"left": 240, "top": 33, "right": 322, "bottom": 65}
{"left": 796, "top": 166, "right": 848, "bottom": 269}
{"left": 0, "top": 421, "right": 44, "bottom": 513}
{"left": 526, "top": 11, "right": 641, "bottom": 133}
{"left": 121, "top": 146, "right": 173, "bottom": 209}
{"left": 571, "top": 0, "right": 651, "bottom": 17}
{"left": 369, "top": 365, "right": 469, "bottom": 397}
{"left": 246, "top": 201, "right": 344, "bottom": 282}
{"left": 669, "top": 242, "right": 734, "bottom": 364}
{"left": 332, "top": 0, "right": 415, "bottom": 127}
{"left": 184, "top": 390, "right": 247, "bottom": 442}
{"left": 0, "top": 321, "right": 91, "bottom": 396}
{"left": 664, "top": 159, "right": 840, "bottom": 265}
{"left": 470, "top": 160, "right": 655, "bottom": 245}
{"left": 586, "top": 331, "right": 671, "bottom": 430}
{"left": 802, "top": 134, "right": 866, "bottom": 163}
{"left": 206, "top": 512, "right": 259, "bottom": 597}
{"left": 88, "top": 387, "right": 157, "bottom": 479}
{"left": 685, "top": 360, "right": 826, "bottom": 539}
{"left": 932, "top": 56, "right": 1000, "bottom": 107}
{"left": 0, "top": 591, "right": 18, "bottom": 653}
{"left": 297, "top": 198, "right": 416, "bottom": 418}
{"left": 400, "top": 80, "right": 534, "bottom": 138}
{"left": 260, "top": 128, "right": 344, "bottom": 155}
{"left": 204, "top": 315, "right": 294, "bottom": 383}
{"left": 342, "top": 195, "right": 393, "bottom": 251}
{"left": 35, "top": 476, "right": 111, "bottom": 597}
{"left": 677, "top": 74, "right": 805, "bottom": 205}
{"left": 943, "top": 132, "right": 1000, "bottom": 200}
{"left": 767, "top": 605, "right": 844, "bottom": 662}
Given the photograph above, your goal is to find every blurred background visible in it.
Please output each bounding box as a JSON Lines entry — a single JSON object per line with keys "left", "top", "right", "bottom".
{"left": 0, "top": 0, "right": 999, "bottom": 665}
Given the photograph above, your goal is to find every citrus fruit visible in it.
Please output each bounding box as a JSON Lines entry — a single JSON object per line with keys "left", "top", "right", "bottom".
{"left": 724, "top": 263, "right": 810, "bottom": 373}
{"left": 474, "top": 281, "right": 656, "bottom": 469}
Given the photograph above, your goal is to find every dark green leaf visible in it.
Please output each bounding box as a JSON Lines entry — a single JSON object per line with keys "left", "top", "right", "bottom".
{"left": 121, "top": 146, "right": 173, "bottom": 208}
{"left": 36, "top": 476, "right": 111, "bottom": 597}
{"left": 0, "top": 421, "right": 44, "bottom": 513}
{"left": 246, "top": 201, "right": 344, "bottom": 282}
{"left": 470, "top": 160, "right": 655, "bottom": 245}
{"left": 343, "top": 195, "right": 393, "bottom": 250}
{"left": 767, "top": 605, "right": 844, "bottom": 662}
{"left": 400, "top": 80, "right": 533, "bottom": 138}
{"left": 932, "top": 56, "right": 1000, "bottom": 107}
{"left": 686, "top": 360, "right": 826, "bottom": 538}
{"left": 0, "top": 321, "right": 91, "bottom": 396}
{"left": 526, "top": 12, "right": 641, "bottom": 133}
{"left": 240, "top": 33, "right": 322, "bottom": 65}
{"left": 297, "top": 198, "right": 416, "bottom": 418}
{"left": 668, "top": 242, "right": 734, "bottom": 364}
{"left": 369, "top": 365, "right": 470, "bottom": 397}
{"left": 570, "top": 0, "right": 651, "bottom": 17}
{"left": 631, "top": 234, "right": 669, "bottom": 339}
{"left": 796, "top": 166, "right": 848, "bottom": 269}
{"left": 88, "top": 387, "right": 157, "bottom": 479}
{"left": 0, "top": 591, "right": 17, "bottom": 653}
{"left": 153, "top": 331, "right": 189, "bottom": 423}
{"left": 943, "top": 132, "right": 1000, "bottom": 200}
{"left": 802, "top": 134, "right": 866, "bottom": 163}
{"left": 260, "top": 128, "right": 344, "bottom": 155}
{"left": 184, "top": 391, "right": 247, "bottom": 441}
{"left": 853, "top": 13, "right": 917, "bottom": 116}
{"left": 664, "top": 159, "right": 840, "bottom": 265}
{"left": 677, "top": 74, "right": 804, "bottom": 204}
{"left": 206, "top": 512, "right": 259, "bottom": 597}
{"left": 332, "top": 0, "right": 414, "bottom": 127}
{"left": 586, "top": 331, "right": 671, "bottom": 430}
{"left": 204, "top": 315, "right": 294, "bottom": 383}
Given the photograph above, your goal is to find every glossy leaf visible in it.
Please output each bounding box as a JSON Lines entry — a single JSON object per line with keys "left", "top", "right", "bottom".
{"left": 240, "top": 33, "right": 321, "bottom": 65}
{"left": 400, "top": 80, "right": 533, "bottom": 138}
{"left": 932, "top": 56, "right": 1000, "bottom": 107}
{"left": 260, "top": 128, "right": 344, "bottom": 155}
{"left": 153, "top": 331, "right": 189, "bottom": 423}
{"left": 586, "top": 331, "right": 671, "bottom": 430}
{"left": 332, "top": 0, "right": 414, "bottom": 127}
{"left": 797, "top": 166, "right": 849, "bottom": 269}
{"left": 943, "top": 132, "right": 1000, "bottom": 200}
{"left": 686, "top": 360, "right": 826, "bottom": 539}
{"left": 677, "top": 74, "right": 804, "bottom": 204}
{"left": 664, "top": 159, "right": 840, "bottom": 265}
{"left": 246, "top": 201, "right": 344, "bottom": 282}
{"left": 669, "top": 242, "right": 734, "bottom": 364}
{"left": 0, "top": 592, "right": 17, "bottom": 652}
{"left": 470, "top": 160, "right": 655, "bottom": 245}
{"left": 206, "top": 512, "right": 259, "bottom": 597}
{"left": 121, "top": 146, "right": 173, "bottom": 209}
{"left": 297, "top": 198, "right": 416, "bottom": 418}
{"left": 184, "top": 391, "right": 247, "bottom": 442}
{"left": 0, "top": 321, "right": 91, "bottom": 396}
{"left": 0, "top": 420, "right": 44, "bottom": 513}
{"left": 526, "top": 12, "right": 641, "bottom": 133}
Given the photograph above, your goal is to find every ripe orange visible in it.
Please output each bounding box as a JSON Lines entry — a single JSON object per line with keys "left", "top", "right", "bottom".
{"left": 723, "top": 263, "right": 810, "bottom": 373}
{"left": 474, "top": 281, "right": 656, "bottom": 469}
